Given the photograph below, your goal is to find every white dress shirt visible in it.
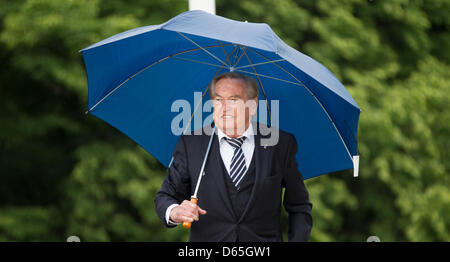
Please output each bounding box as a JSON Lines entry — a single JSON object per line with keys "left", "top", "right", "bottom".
{"left": 217, "top": 122, "right": 255, "bottom": 175}
{"left": 165, "top": 122, "right": 256, "bottom": 225}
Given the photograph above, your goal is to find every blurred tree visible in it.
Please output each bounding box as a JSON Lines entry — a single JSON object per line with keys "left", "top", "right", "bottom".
{"left": 64, "top": 143, "right": 187, "bottom": 241}
{"left": 218, "top": 0, "right": 450, "bottom": 241}
{"left": 0, "top": 0, "right": 448, "bottom": 241}
{"left": 0, "top": 0, "right": 189, "bottom": 241}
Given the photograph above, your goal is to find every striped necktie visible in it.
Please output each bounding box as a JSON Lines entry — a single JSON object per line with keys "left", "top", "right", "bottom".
{"left": 224, "top": 136, "right": 247, "bottom": 188}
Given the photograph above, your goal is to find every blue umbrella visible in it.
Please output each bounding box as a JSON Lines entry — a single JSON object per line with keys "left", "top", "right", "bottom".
{"left": 81, "top": 10, "right": 361, "bottom": 180}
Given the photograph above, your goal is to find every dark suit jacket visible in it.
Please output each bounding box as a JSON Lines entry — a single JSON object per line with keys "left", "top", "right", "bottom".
{"left": 154, "top": 123, "right": 312, "bottom": 242}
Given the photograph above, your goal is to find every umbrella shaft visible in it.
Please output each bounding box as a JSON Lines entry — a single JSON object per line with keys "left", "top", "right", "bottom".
{"left": 192, "top": 126, "right": 216, "bottom": 198}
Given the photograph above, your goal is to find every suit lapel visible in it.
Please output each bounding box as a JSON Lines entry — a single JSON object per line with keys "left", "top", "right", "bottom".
{"left": 238, "top": 124, "right": 273, "bottom": 223}
{"left": 204, "top": 130, "right": 237, "bottom": 220}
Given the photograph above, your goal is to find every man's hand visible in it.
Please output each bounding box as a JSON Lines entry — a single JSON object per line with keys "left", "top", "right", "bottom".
{"left": 170, "top": 200, "right": 207, "bottom": 223}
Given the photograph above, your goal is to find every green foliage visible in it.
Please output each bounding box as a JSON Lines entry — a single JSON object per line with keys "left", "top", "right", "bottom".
{"left": 0, "top": 206, "right": 61, "bottom": 241}
{"left": 219, "top": 0, "right": 449, "bottom": 242}
{"left": 65, "top": 142, "right": 188, "bottom": 241}
{"left": 0, "top": 0, "right": 448, "bottom": 241}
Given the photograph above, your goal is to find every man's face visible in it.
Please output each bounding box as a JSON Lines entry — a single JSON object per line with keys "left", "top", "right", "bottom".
{"left": 212, "top": 78, "right": 257, "bottom": 137}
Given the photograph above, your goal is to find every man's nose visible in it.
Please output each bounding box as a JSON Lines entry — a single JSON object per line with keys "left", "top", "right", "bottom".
{"left": 220, "top": 99, "right": 231, "bottom": 109}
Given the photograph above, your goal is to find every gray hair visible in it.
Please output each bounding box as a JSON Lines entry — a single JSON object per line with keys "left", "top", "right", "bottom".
{"left": 208, "top": 72, "right": 259, "bottom": 100}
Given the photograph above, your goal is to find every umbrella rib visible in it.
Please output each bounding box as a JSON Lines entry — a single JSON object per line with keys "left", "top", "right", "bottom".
{"left": 169, "top": 67, "right": 228, "bottom": 169}
{"left": 247, "top": 48, "right": 353, "bottom": 160}
{"left": 234, "top": 58, "right": 286, "bottom": 70}
{"left": 173, "top": 56, "right": 225, "bottom": 68}
{"left": 219, "top": 41, "right": 232, "bottom": 66}
{"left": 180, "top": 45, "right": 240, "bottom": 136}
{"left": 168, "top": 46, "right": 240, "bottom": 169}
{"left": 86, "top": 55, "right": 171, "bottom": 114}
{"left": 235, "top": 69, "right": 302, "bottom": 86}
{"left": 247, "top": 48, "right": 305, "bottom": 85}
{"left": 177, "top": 32, "right": 228, "bottom": 68}
{"left": 232, "top": 49, "right": 245, "bottom": 67}
{"left": 86, "top": 43, "right": 233, "bottom": 113}
{"left": 242, "top": 49, "right": 272, "bottom": 127}
{"left": 172, "top": 43, "right": 233, "bottom": 57}
{"left": 225, "top": 45, "right": 239, "bottom": 67}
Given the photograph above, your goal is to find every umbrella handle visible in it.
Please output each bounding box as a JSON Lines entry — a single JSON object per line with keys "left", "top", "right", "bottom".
{"left": 182, "top": 197, "right": 198, "bottom": 229}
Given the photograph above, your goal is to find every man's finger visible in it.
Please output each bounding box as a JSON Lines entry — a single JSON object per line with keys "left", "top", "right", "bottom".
{"left": 188, "top": 211, "right": 199, "bottom": 221}
{"left": 188, "top": 202, "right": 198, "bottom": 209}
{"left": 198, "top": 206, "right": 207, "bottom": 215}
{"left": 182, "top": 210, "right": 198, "bottom": 221}
{"left": 182, "top": 200, "right": 194, "bottom": 207}
{"left": 181, "top": 216, "right": 194, "bottom": 223}
{"left": 181, "top": 204, "right": 197, "bottom": 215}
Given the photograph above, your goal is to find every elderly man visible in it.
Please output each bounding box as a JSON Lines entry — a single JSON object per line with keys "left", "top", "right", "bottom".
{"left": 155, "top": 72, "right": 312, "bottom": 242}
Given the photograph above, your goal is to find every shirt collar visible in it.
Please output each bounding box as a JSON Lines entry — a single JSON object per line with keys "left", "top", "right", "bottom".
{"left": 217, "top": 122, "right": 254, "bottom": 142}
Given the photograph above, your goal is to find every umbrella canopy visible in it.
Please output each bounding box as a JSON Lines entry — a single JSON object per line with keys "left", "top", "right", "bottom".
{"left": 81, "top": 10, "right": 361, "bottom": 180}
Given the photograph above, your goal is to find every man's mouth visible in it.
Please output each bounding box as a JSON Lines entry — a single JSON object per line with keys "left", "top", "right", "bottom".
{"left": 221, "top": 115, "right": 233, "bottom": 119}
